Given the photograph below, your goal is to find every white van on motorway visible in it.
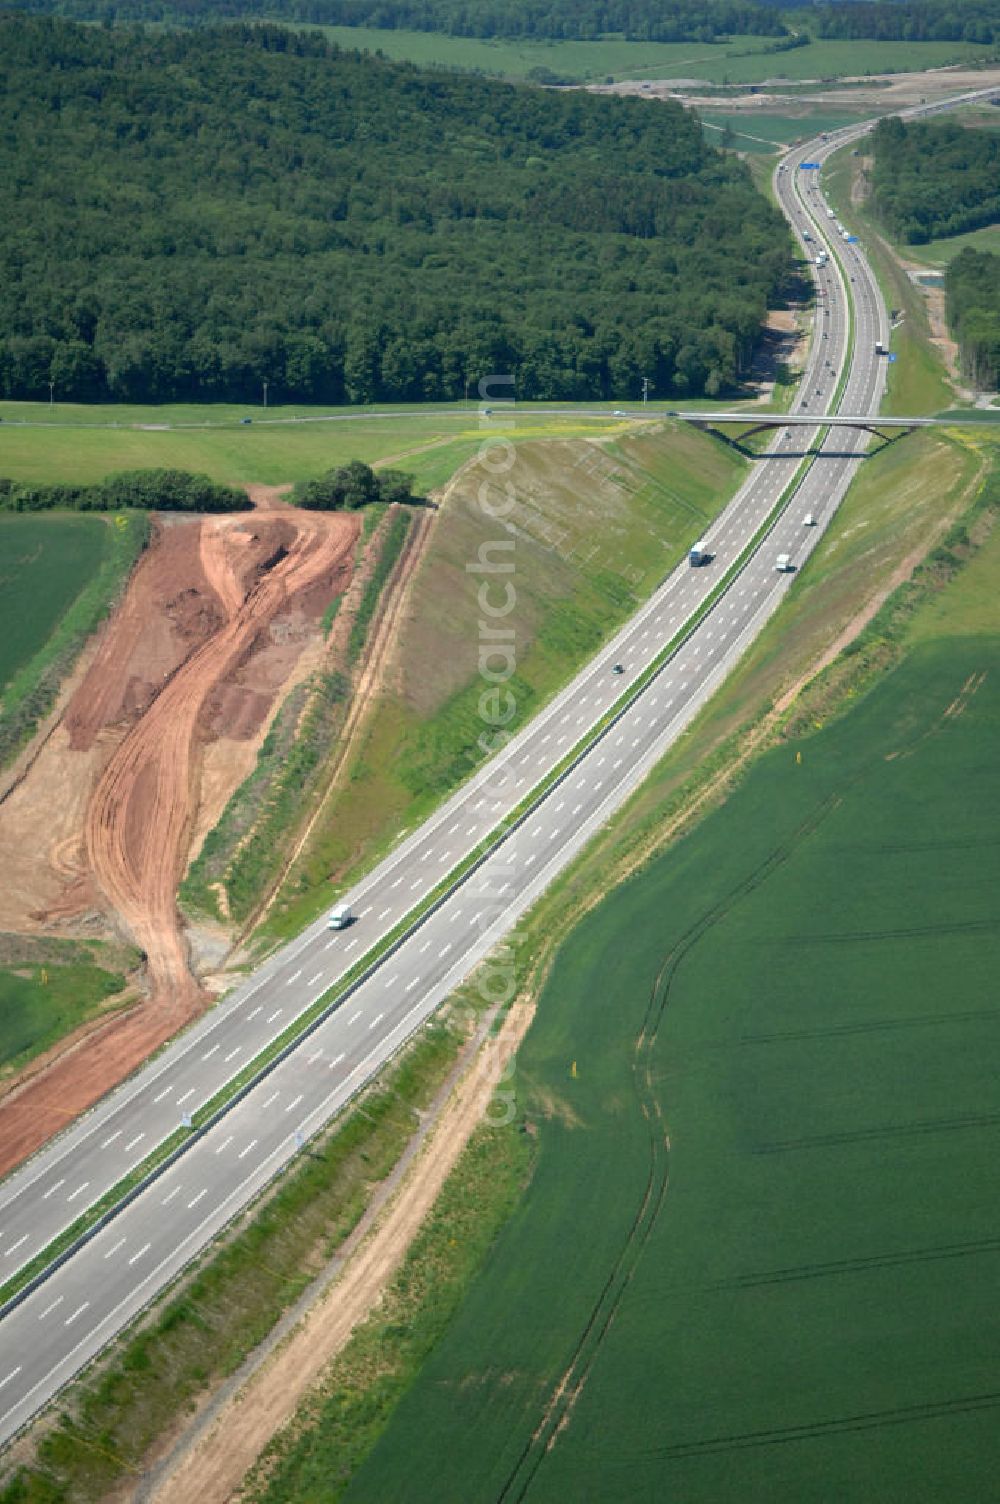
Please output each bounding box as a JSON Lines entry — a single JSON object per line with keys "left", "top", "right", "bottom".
{"left": 327, "top": 902, "right": 352, "bottom": 930}
{"left": 775, "top": 553, "right": 793, "bottom": 572}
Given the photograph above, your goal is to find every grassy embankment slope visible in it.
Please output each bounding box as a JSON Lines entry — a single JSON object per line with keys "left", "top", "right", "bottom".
{"left": 0, "top": 513, "right": 147, "bottom": 1067}
{"left": 246, "top": 422, "right": 745, "bottom": 942}
{"left": 821, "top": 146, "right": 958, "bottom": 415}
{"left": 325, "top": 460, "right": 1000, "bottom": 1504}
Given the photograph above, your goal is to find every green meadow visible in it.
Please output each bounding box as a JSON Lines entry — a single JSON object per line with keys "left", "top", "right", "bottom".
{"left": 330, "top": 520, "right": 1000, "bottom": 1501}
{"left": 905, "top": 222, "right": 1000, "bottom": 267}
{"left": 701, "top": 108, "right": 870, "bottom": 153}
{"left": 307, "top": 26, "right": 991, "bottom": 85}
{"left": 0, "top": 404, "right": 665, "bottom": 491}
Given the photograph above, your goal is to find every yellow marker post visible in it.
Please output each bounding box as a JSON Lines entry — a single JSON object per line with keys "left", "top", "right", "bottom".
{"left": 570, "top": 1060, "right": 578, "bottom": 1078}
{"left": 795, "top": 750, "right": 802, "bottom": 765}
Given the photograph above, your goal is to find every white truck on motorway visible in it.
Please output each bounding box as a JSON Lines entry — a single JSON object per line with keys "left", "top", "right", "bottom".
{"left": 689, "top": 538, "right": 710, "bottom": 566}
{"left": 775, "top": 553, "right": 793, "bottom": 572}
{"left": 327, "top": 902, "right": 352, "bottom": 929}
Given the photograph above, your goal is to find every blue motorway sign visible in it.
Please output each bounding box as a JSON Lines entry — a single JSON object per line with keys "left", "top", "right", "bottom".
{"left": 846, "top": 235, "right": 859, "bottom": 243}
{"left": 887, "top": 353, "right": 898, "bottom": 363}
{"left": 800, "top": 162, "right": 821, "bottom": 170}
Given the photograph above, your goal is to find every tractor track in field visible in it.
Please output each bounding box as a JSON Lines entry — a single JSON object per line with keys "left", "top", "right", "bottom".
{"left": 499, "top": 660, "right": 971, "bottom": 1497}
{"left": 497, "top": 790, "right": 848, "bottom": 1502}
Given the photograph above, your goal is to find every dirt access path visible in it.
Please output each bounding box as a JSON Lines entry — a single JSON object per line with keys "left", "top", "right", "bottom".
{"left": 0, "top": 494, "right": 358, "bottom": 1175}
{"left": 142, "top": 999, "right": 534, "bottom": 1504}
{"left": 84, "top": 502, "right": 357, "bottom": 1009}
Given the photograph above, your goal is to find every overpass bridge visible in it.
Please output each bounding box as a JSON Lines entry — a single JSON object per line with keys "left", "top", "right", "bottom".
{"left": 673, "top": 411, "right": 942, "bottom": 430}
{"left": 669, "top": 410, "right": 967, "bottom": 454}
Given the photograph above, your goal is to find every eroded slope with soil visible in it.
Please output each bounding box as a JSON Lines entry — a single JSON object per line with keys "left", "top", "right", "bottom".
{"left": 0, "top": 494, "right": 358, "bottom": 1172}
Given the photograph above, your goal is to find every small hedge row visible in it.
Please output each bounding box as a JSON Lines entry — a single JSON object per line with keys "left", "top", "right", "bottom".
{"left": 0, "top": 468, "right": 248, "bottom": 513}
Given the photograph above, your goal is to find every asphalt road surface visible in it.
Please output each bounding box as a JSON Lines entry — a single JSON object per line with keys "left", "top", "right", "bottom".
{"left": 0, "top": 85, "right": 993, "bottom": 1446}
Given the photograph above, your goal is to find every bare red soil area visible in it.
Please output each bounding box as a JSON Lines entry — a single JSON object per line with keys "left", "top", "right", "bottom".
{"left": 0, "top": 494, "right": 358, "bottom": 1174}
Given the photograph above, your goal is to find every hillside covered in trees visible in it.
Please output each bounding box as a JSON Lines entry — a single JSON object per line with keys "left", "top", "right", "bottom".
{"left": 946, "top": 248, "right": 1000, "bottom": 388}
{"left": 0, "top": 16, "right": 792, "bottom": 405}
{"left": 868, "top": 115, "right": 1000, "bottom": 243}
{"left": 18, "top": 0, "right": 1000, "bottom": 45}
{"left": 14, "top": 0, "right": 790, "bottom": 39}
{"left": 814, "top": 0, "right": 1000, "bottom": 43}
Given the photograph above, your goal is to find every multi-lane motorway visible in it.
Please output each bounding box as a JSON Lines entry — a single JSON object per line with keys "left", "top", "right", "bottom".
{"left": 0, "top": 87, "right": 992, "bottom": 1445}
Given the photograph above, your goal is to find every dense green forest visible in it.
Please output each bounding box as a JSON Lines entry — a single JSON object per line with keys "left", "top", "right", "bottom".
{"left": 0, "top": 16, "right": 792, "bottom": 405}
{"left": 813, "top": 0, "right": 1000, "bottom": 43}
{"left": 0, "top": 470, "right": 248, "bottom": 512}
{"left": 15, "top": 0, "right": 789, "bottom": 39}
{"left": 869, "top": 115, "right": 1000, "bottom": 242}
{"left": 946, "top": 248, "right": 1000, "bottom": 387}
{"left": 17, "top": 0, "right": 1000, "bottom": 45}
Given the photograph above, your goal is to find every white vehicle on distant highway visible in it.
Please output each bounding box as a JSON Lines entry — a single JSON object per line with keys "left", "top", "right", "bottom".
{"left": 327, "top": 902, "right": 352, "bottom": 930}
{"left": 775, "top": 553, "right": 793, "bottom": 572}
{"left": 804, "top": 513, "right": 816, "bottom": 527}
{"left": 689, "top": 538, "right": 711, "bottom": 566}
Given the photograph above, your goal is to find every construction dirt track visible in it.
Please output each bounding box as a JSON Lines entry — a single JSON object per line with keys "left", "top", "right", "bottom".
{"left": 0, "top": 493, "right": 359, "bottom": 1175}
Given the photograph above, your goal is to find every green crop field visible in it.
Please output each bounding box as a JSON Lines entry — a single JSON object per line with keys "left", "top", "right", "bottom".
{"left": 0, "top": 514, "right": 111, "bottom": 691}
{"left": 0, "top": 960, "right": 128, "bottom": 1075}
{"left": 306, "top": 26, "right": 990, "bottom": 85}
{"left": 338, "top": 555, "right": 1000, "bottom": 1500}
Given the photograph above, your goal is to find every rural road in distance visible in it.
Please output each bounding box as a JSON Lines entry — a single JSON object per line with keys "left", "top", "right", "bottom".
{"left": 0, "top": 84, "right": 994, "bottom": 1447}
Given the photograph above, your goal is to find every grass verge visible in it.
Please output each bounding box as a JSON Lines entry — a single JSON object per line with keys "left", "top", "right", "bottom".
{"left": 821, "top": 147, "right": 956, "bottom": 416}
{"left": 181, "top": 510, "right": 411, "bottom": 926}
{"left": 243, "top": 1116, "right": 533, "bottom": 1504}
